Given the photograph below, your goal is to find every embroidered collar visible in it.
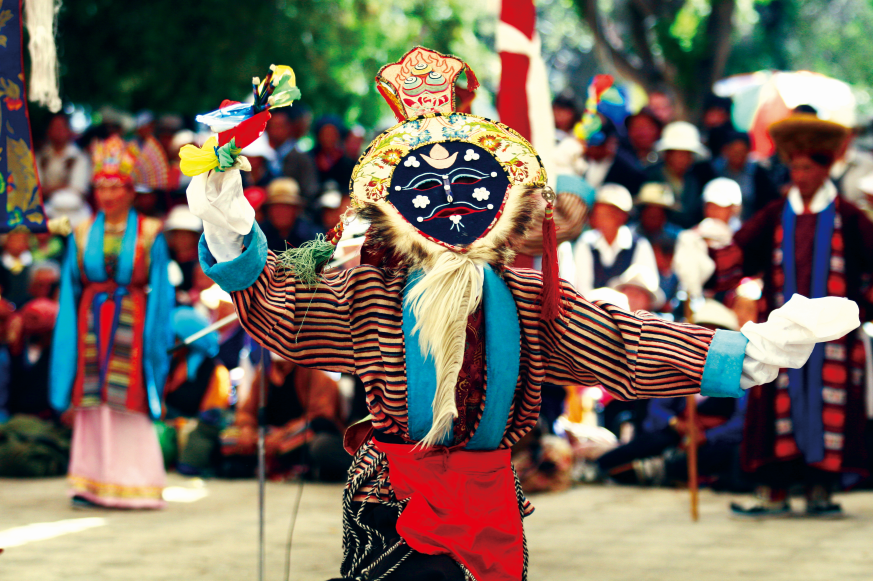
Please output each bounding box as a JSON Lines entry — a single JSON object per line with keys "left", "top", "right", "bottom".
{"left": 787, "top": 180, "right": 837, "bottom": 215}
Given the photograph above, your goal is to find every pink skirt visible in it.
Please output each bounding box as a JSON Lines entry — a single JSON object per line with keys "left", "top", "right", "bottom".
{"left": 68, "top": 405, "right": 166, "bottom": 509}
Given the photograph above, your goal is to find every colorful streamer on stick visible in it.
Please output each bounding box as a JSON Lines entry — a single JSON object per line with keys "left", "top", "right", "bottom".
{"left": 179, "top": 64, "right": 300, "bottom": 177}
{"left": 0, "top": 0, "right": 48, "bottom": 232}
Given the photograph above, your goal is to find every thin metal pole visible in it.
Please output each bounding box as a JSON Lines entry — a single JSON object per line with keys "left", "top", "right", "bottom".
{"left": 257, "top": 349, "right": 268, "bottom": 581}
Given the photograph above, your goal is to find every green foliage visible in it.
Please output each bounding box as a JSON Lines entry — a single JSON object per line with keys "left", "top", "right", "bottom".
{"left": 56, "top": 0, "right": 485, "bottom": 127}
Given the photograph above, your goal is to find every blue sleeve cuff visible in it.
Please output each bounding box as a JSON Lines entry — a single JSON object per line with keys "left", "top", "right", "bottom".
{"left": 700, "top": 330, "right": 748, "bottom": 398}
{"left": 198, "top": 222, "right": 268, "bottom": 293}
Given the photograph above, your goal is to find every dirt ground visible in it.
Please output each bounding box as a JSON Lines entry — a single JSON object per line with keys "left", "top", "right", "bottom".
{"left": 3, "top": 474, "right": 873, "bottom": 580}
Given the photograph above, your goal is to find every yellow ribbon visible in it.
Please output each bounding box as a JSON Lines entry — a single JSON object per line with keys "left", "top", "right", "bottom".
{"left": 179, "top": 136, "right": 220, "bottom": 177}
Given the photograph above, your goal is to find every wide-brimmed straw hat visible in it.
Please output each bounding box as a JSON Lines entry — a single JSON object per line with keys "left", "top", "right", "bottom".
{"left": 768, "top": 113, "right": 849, "bottom": 163}
{"left": 636, "top": 182, "right": 675, "bottom": 209}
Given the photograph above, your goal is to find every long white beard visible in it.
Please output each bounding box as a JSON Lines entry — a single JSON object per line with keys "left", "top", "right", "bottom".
{"left": 405, "top": 252, "right": 484, "bottom": 448}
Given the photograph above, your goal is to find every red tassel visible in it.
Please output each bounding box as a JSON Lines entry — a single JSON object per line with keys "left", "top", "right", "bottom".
{"left": 464, "top": 65, "right": 480, "bottom": 93}
{"left": 538, "top": 203, "right": 564, "bottom": 321}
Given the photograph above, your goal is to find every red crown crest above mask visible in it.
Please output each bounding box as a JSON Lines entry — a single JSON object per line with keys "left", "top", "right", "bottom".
{"left": 376, "top": 47, "right": 479, "bottom": 122}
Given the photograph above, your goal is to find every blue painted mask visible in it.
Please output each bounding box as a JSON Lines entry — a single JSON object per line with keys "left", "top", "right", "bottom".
{"left": 389, "top": 141, "right": 511, "bottom": 247}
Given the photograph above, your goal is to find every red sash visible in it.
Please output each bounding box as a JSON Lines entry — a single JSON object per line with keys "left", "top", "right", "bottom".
{"left": 375, "top": 441, "right": 524, "bottom": 581}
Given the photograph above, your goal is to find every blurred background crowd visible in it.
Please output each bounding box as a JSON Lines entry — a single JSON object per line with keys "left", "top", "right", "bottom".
{"left": 4, "top": 0, "right": 873, "bottom": 508}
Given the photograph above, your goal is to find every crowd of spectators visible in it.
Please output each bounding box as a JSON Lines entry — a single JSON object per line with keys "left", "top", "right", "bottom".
{"left": 3, "top": 86, "right": 873, "bottom": 497}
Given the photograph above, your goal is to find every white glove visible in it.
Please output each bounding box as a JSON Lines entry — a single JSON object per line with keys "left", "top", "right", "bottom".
{"left": 186, "top": 169, "right": 255, "bottom": 263}
{"left": 739, "top": 295, "right": 860, "bottom": 389}
{"left": 673, "top": 229, "right": 715, "bottom": 299}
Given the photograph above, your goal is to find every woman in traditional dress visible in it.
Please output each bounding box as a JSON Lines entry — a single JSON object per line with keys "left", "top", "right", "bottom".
{"left": 51, "top": 136, "right": 175, "bottom": 509}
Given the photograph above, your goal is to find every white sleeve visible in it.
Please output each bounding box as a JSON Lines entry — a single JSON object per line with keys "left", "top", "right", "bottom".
{"left": 739, "top": 295, "right": 861, "bottom": 389}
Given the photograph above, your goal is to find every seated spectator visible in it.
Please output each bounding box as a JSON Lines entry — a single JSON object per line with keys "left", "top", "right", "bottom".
{"left": 624, "top": 107, "right": 663, "bottom": 168}
{"left": 0, "top": 232, "right": 34, "bottom": 308}
{"left": 311, "top": 115, "right": 356, "bottom": 191}
{"left": 344, "top": 125, "right": 366, "bottom": 161}
{"left": 514, "top": 174, "right": 592, "bottom": 267}
{"left": 647, "top": 89, "right": 677, "bottom": 125}
{"left": 219, "top": 356, "right": 350, "bottom": 481}
{"left": 581, "top": 117, "right": 646, "bottom": 195}
{"left": 259, "top": 178, "right": 324, "bottom": 252}
{"left": 713, "top": 131, "right": 779, "bottom": 220}
{"left": 6, "top": 299, "right": 58, "bottom": 420}
{"left": 317, "top": 181, "right": 351, "bottom": 232}
{"left": 35, "top": 112, "right": 90, "bottom": 199}
{"left": 163, "top": 307, "right": 232, "bottom": 474}
{"left": 701, "top": 94, "right": 735, "bottom": 157}
{"left": 672, "top": 178, "right": 743, "bottom": 300}
{"left": 27, "top": 261, "right": 61, "bottom": 301}
{"left": 651, "top": 235, "right": 679, "bottom": 311}
{"left": 831, "top": 126, "right": 873, "bottom": 208}
{"left": 702, "top": 177, "right": 743, "bottom": 232}
{"left": 646, "top": 122, "right": 716, "bottom": 227}
{"left": 608, "top": 264, "right": 665, "bottom": 313}
{"left": 44, "top": 189, "right": 92, "bottom": 230}
{"left": 731, "top": 278, "right": 763, "bottom": 328}
{"left": 240, "top": 136, "right": 277, "bottom": 188}
{"left": 597, "top": 299, "right": 748, "bottom": 490}
{"left": 164, "top": 206, "right": 204, "bottom": 299}
{"left": 574, "top": 184, "right": 658, "bottom": 296}
{"left": 275, "top": 105, "right": 320, "bottom": 208}
{"left": 552, "top": 94, "right": 581, "bottom": 143}
{"left": 630, "top": 182, "right": 681, "bottom": 243}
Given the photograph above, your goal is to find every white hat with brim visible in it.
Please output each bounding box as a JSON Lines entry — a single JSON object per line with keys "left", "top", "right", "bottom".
{"left": 636, "top": 182, "right": 676, "bottom": 209}
{"left": 692, "top": 298, "right": 740, "bottom": 331}
{"left": 44, "top": 189, "right": 92, "bottom": 229}
{"left": 607, "top": 264, "right": 666, "bottom": 311}
{"left": 702, "top": 177, "right": 742, "bottom": 207}
{"left": 585, "top": 287, "right": 631, "bottom": 311}
{"left": 655, "top": 121, "right": 709, "bottom": 158}
{"left": 595, "top": 183, "right": 633, "bottom": 213}
{"left": 164, "top": 206, "right": 204, "bottom": 233}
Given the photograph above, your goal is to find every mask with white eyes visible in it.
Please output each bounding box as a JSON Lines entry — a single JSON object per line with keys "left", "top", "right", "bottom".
{"left": 389, "top": 142, "right": 510, "bottom": 247}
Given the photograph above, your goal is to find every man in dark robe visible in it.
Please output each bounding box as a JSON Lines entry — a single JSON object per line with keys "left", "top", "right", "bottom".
{"left": 707, "top": 113, "right": 873, "bottom": 517}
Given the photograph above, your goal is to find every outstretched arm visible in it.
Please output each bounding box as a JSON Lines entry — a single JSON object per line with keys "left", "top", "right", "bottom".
{"left": 542, "top": 279, "right": 860, "bottom": 400}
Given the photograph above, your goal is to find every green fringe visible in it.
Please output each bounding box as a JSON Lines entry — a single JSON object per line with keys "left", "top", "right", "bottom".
{"left": 276, "top": 234, "right": 337, "bottom": 287}
{"left": 216, "top": 138, "right": 243, "bottom": 172}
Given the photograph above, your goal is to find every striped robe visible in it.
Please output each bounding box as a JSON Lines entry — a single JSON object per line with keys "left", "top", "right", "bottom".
{"left": 228, "top": 249, "right": 718, "bottom": 578}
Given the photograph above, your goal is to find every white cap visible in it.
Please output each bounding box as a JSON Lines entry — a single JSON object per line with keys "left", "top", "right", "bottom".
{"left": 164, "top": 206, "right": 203, "bottom": 233}
{"left": 595, "top": 183, "right": 633, "bottom": 213}
{"left": 608, "top": 264, "right": 665, "bottom": 310}
{"left": 170, "top": 130, "right": 196, "bottom": 151}
{"left": 692, "top": 298, "right": 740, "bottom": 331}
{"left": 702, "top": 177, "right": 742, "bottom": 207}
{"left": 655, "top": 121, "right": 709, "bottom": 157}
{"left": 44, "top": 189, "right": 92, "bottom": 229}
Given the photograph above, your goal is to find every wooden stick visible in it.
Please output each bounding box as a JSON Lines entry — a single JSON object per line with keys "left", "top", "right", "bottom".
{"left": 686, "top": 394, "right": 700, "bottom": 522}
{"left": 683, "top": 297, "right": 700, "bottom": 522}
